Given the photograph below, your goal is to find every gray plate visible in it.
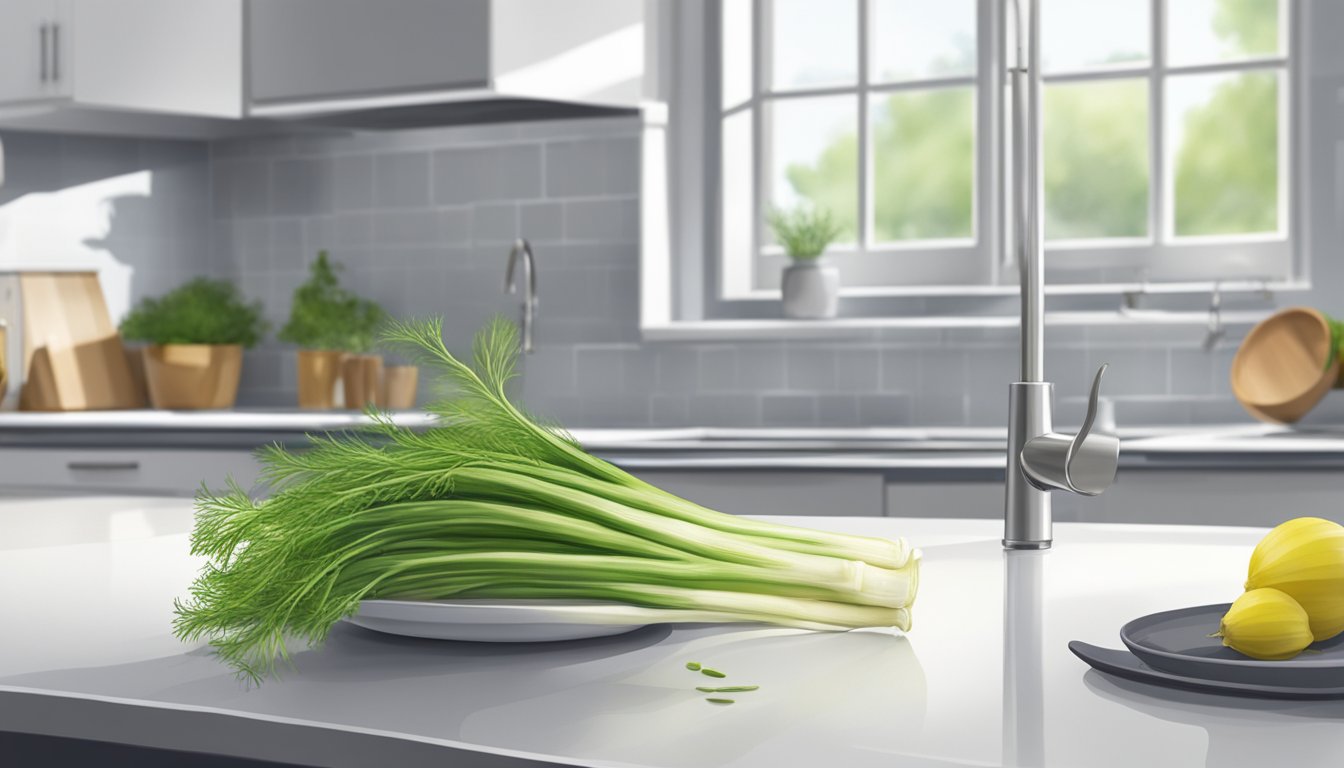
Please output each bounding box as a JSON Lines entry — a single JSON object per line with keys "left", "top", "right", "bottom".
{"left": 1119, "top": 603, "right": 1344, "bottom": 688}
{"left": 344, "top": 599, "right": 655, "bottom": 642}
{"left": 1069, "top": 641, "right": 1344, "bottom": 700}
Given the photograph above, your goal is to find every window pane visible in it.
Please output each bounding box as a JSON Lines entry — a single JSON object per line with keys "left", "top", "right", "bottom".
{"left": 721, "top": 110, "right": 754, "bottom": 293}
{"left": 1170, "top": 70, "right": 1279, "bottom": 237}
{"left": 870, "top": 88, "right": 974, "bottom": 241}
{"left": 1168, "top": 0, "right": 1281, "bottom": 66}
{"left": 770, "top": 0, "right": 858, "bottom": 91}
{"left": 1041, "top": 0, "right": 1149, "bottom": 72}
{"left": 722, "top": 0, "right": 753, "bottom": 109}
{"left": 1043, "top": 80, "right": 1149, "bottom": 240}
{"left": 869, "top": 0, "right": 975, "bottom": 83}
{"left": 766, "top": 96, "right": 858, "bottom": 242}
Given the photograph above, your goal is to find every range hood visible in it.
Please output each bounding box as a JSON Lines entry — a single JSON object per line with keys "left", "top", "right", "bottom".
{"left": 246, "top": 0, "right": 652, "bottom": 130}
{"left": 262, "top": 97, "right": 637, "bottom": 132}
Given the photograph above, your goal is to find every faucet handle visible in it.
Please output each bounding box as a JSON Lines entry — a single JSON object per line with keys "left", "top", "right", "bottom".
{"left": 1020, "top": 364, "right": 1120, "bottom": 496}
{"left": 1066, "top": 364, "right": 1120, "bottom": 495}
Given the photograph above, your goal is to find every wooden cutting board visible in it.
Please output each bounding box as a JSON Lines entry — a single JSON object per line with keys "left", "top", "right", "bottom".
{"left": 17, "top": 272, "right": 146, "bottom": 411}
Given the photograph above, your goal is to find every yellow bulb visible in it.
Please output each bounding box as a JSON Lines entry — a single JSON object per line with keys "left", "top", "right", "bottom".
{"left": 1245, "top": 517, "right": 1344, "bottom": 642}
{"left": 1218, "top": 588, "right": 1314, "bottom": 661}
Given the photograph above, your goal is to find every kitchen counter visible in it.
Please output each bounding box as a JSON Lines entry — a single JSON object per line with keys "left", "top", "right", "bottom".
{"left": 1, "top": 496, "right": 1339, "bottom": 767}
{"left": 2, "top": 411, "right": 1344, "bottom": 470}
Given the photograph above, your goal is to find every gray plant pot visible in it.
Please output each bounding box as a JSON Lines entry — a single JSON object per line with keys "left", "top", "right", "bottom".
{"left": 781, "top": 260, "right": 839, "bottom": 319}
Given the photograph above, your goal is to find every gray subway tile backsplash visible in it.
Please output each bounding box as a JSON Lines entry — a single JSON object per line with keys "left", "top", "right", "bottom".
{"left": 815, "top": 394, "right": 861, "bottom": 427}
{"left": 472, "top": 202, "right": 521, "bottom": 243}
{"left": 650, "top": 394, "right": 691, "bottom": 426}
{"left": 653, "top": 347, "right": 700, "bottom": 393}
{"left": 697, "top": 347, "right": 739, "bottom": 392}
{"left": 372, "top": 209, "right": 441, "bottom": 245}
{"left": 563, "top": 198, "right": 638, "bottom": 242}
{"left": 331, "top": 154, "right": 375, "bottom": 211}
{"left": 433, "top": 144, "right": 543, "bottom": 205}
{"left": 857, "top": 394, "right": 913, "bottom": 426}
{"left": 574, "top": 347, "right": 627, "bottom": 399}
{"left": 784, "top": 347, "right": 838, "bottom": 391}
{"left": 520, "top": 201, "right": 565, "bottom": 242}
{"left": 375, "top": 151, "right": 432, "bottom": 209}
{"left": 10, "top": 121, "right": 1267, "bottom": 428}
{"left": 687, "top": 394, "right": 761, "bottom": 428}
{"left": 831, "top": 348, "right": 882, "bottom": 392}
{"left": 271, "top": 156, "right": 332, "bottom": 216}
{"left": 761, "top": 394, "right": 818, "bottom": 426}
{"left": 734, "top": 344, "right": 787, "bottom": 392}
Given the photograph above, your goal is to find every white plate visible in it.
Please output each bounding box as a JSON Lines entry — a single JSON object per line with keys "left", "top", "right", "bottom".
{"left": 345, "top": 599, "right": 695, "bottom": 643}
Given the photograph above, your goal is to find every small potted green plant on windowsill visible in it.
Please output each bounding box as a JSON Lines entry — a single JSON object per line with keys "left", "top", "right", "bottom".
{"left": 768, "top": 205, "right": 844, "bottom": 320}
{"left": 120, "top": 278, "right": 267, "bottom": 409}
{"left": 279, "top": 251, "right": 360, "bottom": 409}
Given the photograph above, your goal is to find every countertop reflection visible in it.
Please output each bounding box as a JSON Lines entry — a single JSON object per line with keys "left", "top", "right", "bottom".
{"left": 0, "top": 499, "right": 1339, "bottom": 767}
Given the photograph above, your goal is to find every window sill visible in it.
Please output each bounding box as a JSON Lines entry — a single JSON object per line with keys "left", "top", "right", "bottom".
{"left": 723, "top": 279, "right": 1310, "bottom": 301}
{"left": 640, "top": 309, "right": 1273, "bottom": 342}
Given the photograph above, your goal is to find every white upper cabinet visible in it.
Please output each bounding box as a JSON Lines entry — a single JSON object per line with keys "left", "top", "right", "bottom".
{"left": 0, "top": 0, "right": 244, "bottom": 137}
{"left": 248, "top": 0, "right": 649, "bottom": 118}
{"left": 68, "top": 0, "right": 243, "bottom": 118}
{"left": 0, "top": 0, "right": 651, "bottom": 137}
{"left": 0, "top": 0, "right": 59, "bottom": 104}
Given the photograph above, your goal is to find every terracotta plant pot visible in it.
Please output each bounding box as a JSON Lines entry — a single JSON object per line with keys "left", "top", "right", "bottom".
{"left": 342, "top": 354, "right": 384, "bottom": 409}
{"left": 296, "top": 349, "right": 345, "bottom": 409}
{"left": 381, "top": 365, "right": 419, "bottom": 410}
{"left": 142, "top": 344, "right": 243, "bottom": 410}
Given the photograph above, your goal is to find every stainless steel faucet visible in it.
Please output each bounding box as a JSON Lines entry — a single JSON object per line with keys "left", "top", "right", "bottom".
{"left": 1003, "top": 0, "right": 1119, "bottom": 550}
{"left": 504, "top": 238, "right": 538, "bottom": 353}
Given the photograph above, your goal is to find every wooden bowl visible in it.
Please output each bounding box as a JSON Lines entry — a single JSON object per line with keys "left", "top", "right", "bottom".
{"left": 1231, "top": 307, "right": 1338, "bottom": 423}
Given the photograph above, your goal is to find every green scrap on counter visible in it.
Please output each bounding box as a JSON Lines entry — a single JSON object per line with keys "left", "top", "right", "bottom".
{"left": 685, "top": 662, "right": 701, "bottom": 671}
{"left": 696, "top": 685, "right": 759, "bottom": 693}
{"left": 700, "top": 667, "right": 727, "bottom": 678}
{"left": 706, "top": 698, "right": 735, "bottom": 705}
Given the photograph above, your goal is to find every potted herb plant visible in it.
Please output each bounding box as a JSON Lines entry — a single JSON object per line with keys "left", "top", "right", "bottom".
{"left": 768, "top": 205, "right": 843, "bottom": 319}
{"left": 120, "top": 278, "right": 267, "bottom": 409}
{"left": 339, "top": 295, "right": 388, "bottom": 410}
{"left": 279, "top": 251, "right": 357, "bottom": 409}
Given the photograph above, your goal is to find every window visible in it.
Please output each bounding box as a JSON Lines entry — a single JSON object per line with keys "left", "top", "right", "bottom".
{"left": 710, "top": 0, "right": 1297, "bottom": 303}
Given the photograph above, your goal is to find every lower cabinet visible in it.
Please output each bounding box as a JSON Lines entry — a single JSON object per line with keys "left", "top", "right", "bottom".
{"left": 886, "top": 469, "right": 1344, "bottom": 528}
{"left": 3, "top": 448, "right": 1339, "bottom": 529}
{"left": 0, "top": 448, "right": 261, "bottom": 496}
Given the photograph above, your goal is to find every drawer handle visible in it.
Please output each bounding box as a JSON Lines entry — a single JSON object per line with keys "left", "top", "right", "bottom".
{"left": 67, "top": 461, "right": 141, "bottom": 471}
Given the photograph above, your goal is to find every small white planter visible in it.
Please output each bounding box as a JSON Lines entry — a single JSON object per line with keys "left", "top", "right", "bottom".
{"left": 781, "top": 260, "right": 839, "bottom": 319}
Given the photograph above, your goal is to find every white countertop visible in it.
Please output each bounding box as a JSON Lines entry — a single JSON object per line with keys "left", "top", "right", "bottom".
{"left": 1, "top": 496, "right": 1338, "bottom": 767}
{"left": 0, "top": 408, "right": 441, "bottom": 432}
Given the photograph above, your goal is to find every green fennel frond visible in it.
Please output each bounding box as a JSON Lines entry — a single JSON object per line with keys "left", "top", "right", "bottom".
{"left": 173, "top": 316, "right": 920, "bottom": 683}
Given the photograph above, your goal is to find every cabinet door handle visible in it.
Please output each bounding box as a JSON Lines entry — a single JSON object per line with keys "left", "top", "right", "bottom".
{"left": 67, "top": 461, "right": 141, "bottom": 471}
{"left": 39, "top": 24, "right": 49, "bottom": 83}
{"left": 51, "top": 23, "right": 60, "bottom": 82}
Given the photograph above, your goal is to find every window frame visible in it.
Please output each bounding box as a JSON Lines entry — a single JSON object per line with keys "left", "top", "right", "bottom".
{"left": 702, "top": 0, "right": 1304, "bottom": 312}
{"left": 715, "top": 0, "right": 1000, "bottom": 301}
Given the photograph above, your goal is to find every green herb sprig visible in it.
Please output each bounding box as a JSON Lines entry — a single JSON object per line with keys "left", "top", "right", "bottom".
{"left": 120, "top": 278, "right": 267, "bottom": 347}
{"left": 766, "top": 205, "right": 843, "bottom": 261}
{"left": 279, "top": 251, "right": 386, "bottom": 353}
